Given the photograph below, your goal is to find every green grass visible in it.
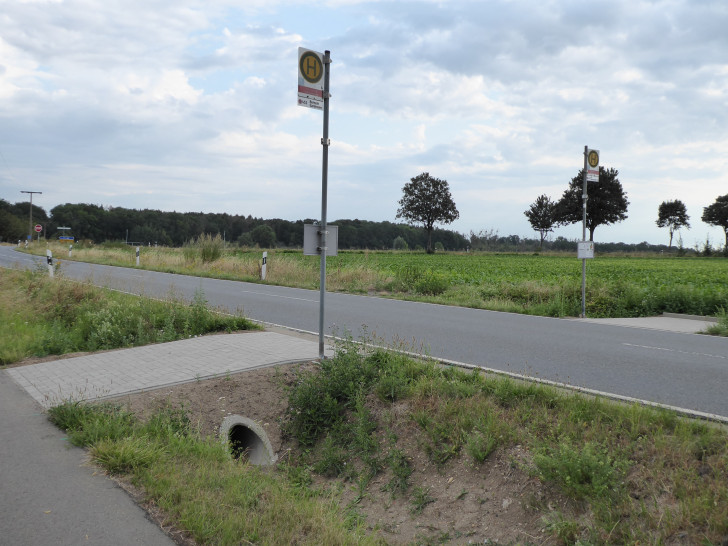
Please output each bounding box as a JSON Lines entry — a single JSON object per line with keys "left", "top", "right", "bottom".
{"left": 26, "top": 243, "right": 728, "bottom": 320}
{"left": 705, "top": 308, "right": 728, "bottom": 336}
{"left": 0, "top": 267, "right": 259, "bottom": 365}
{"left": 48, "top": 401, "right": 381, "bottom": 545}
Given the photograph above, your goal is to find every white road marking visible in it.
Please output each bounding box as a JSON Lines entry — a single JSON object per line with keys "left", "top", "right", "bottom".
{"left": 623, "top": 343, "right": 727, "bottom": 360}
{"left": 238, "top": 289, "right": 317, "bottom": 303}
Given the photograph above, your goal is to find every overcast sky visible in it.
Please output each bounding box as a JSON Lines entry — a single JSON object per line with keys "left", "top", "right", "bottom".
{"left": 1, "top": 0, "right": 727, "bottom": 247}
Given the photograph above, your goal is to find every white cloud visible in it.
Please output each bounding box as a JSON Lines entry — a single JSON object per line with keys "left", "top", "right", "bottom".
{"left": 118, "top": 70, "right": 202, "bottom": 106}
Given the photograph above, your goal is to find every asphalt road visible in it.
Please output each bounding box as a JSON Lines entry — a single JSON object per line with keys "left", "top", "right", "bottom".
{"left": 2, "top": 246, "right": 727, "bottom": 419}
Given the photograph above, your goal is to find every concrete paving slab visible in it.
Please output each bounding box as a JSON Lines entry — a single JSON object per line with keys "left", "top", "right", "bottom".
{"left": 7, "top": 331, "right": 333, "bottom": 409}
{"left": 570, "top": 314, "right": 718, "bottom": 334}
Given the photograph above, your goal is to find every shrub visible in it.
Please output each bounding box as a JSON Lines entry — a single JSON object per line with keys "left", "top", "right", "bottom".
{"left": 395, "top": 265, "right": 422, "bottom": 291}
{"left": 199, "top": 233, "right": 223, "bottom": 262}
{"left": 393, "top": 236, "right": 409, "bottom": 250}
{"left": 251, "top": 225, "right": 276, "bottom": 248}
{"left": 237, "top": 232, "right": 254, "bottom": 247}
{"left": 414, "top": 271, "right": 449, "bottom": 296}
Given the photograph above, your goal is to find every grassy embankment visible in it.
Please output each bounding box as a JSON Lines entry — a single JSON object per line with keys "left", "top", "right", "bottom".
{"left": 2, "top": 267, "right": 727, "bottom": 544}
{"left": 49, "top": 340, "right": 728, "bottom": 545}
{"left": 26, "top": 239, "right": 728, "bottom": 322}
{"left": 0, "top": 266, "right": 258, "bottom": 365}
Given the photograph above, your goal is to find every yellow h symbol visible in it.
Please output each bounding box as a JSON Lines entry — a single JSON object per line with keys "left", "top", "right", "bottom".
{"left": 300, "top": 51, "right": 322, "bottom": 83}
{"left": 305, "top": 57, "right": 318, "bottom": 79}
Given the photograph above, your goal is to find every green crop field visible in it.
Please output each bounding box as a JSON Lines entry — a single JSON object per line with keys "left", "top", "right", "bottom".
{"left": 321, "top": 252, "right": 728, "bottom": 317}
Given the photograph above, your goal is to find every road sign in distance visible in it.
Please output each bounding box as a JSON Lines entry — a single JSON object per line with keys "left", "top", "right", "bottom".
{"left": 34, "top": 224, "right": 42, "bottom": 232}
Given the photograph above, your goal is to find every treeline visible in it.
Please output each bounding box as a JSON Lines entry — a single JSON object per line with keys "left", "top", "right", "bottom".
{"left": 0, "top": 201, "right": 468, "bottom": 250}
{"left": 0, "top": 199, "right": 705, "bottom": 254}
{"left": 0, "top": 199, "right": 50, "bottom": 241}
{"left": 468, "top": 229, "right": 682, "bottom": 254}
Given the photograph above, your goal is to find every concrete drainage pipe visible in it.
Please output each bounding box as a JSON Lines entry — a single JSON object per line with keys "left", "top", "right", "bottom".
{"left": 219, "top": 415, "right": 277, "bottom": 466}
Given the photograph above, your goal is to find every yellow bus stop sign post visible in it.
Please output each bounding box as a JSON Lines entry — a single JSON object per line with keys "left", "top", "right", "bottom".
{"left": 298, "top": 47, "right": 332, "bottom": 358}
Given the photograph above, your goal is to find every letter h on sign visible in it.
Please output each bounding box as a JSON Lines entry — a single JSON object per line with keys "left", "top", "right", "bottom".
{"left": 304, "top": 57, "right": 317, "bottom": 79}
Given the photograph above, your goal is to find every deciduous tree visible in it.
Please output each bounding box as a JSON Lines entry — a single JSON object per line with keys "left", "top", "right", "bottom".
{"left": 396, "top": 172, "right": 459, "bottom": 254}
{"left": 524, "top": 194, "right": 557, "bottom": 249}
{"left": 656, "top": 200, "right": 690, "bottom": 248}
{"left": 0, "top": 209, "right": 27, "bottom": 242}
{"left": 251, "top": 224, "right": 277, "bottom": 248}
{"left": 554, "top": 167, "right": 628, "bottom": 241}
{"left": 702, "top": 194, "right": 728, "bottom": 249}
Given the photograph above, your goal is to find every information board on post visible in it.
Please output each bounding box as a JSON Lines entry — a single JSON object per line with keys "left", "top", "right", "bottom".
{"left": 577, "top": 241, "right": 595, "bottom": 259}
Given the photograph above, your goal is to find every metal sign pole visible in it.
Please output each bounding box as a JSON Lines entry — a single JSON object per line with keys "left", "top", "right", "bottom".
{"left": 581, "top": 145, "right": 588, "bottom": 318}
{"left": 20, "top": 190, "right": 42, "bottom": 243}
{"left": 318, "top": 50, "right": 331, "bottom": 359}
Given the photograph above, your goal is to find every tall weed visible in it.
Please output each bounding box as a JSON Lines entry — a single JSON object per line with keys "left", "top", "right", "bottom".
{"left": 184, "top": 233, "right": 223, "bottom": 263}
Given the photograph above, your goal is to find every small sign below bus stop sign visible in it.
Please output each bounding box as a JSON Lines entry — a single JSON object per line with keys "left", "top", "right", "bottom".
{"left": 577, "top": 241, "right": 595, "bottom": 259}
{"left": 303, "top": 224, "right": 338, "bottom": 256}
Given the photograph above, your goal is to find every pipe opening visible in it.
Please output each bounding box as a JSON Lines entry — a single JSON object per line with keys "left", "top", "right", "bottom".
{"left": 220, "top": 415, "right": 277, "bottom": 466}
{"left": 229, "top": 424, "right": 264, "bottom": 461}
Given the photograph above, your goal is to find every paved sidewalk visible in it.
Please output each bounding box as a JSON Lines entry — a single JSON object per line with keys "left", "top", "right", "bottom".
{"left": 572, "top": 313, "right": 718, "bottom": 334}
{"left": 0, "top": 367, "right": 178, "bottom": 545}
{"left": 7, "top": 331, "right": 333, "bottom": 409}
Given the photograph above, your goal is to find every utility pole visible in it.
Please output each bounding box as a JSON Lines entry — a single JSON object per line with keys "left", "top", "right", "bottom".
{"left": 20, "top": 190, "right": 42, "bottom": 243}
